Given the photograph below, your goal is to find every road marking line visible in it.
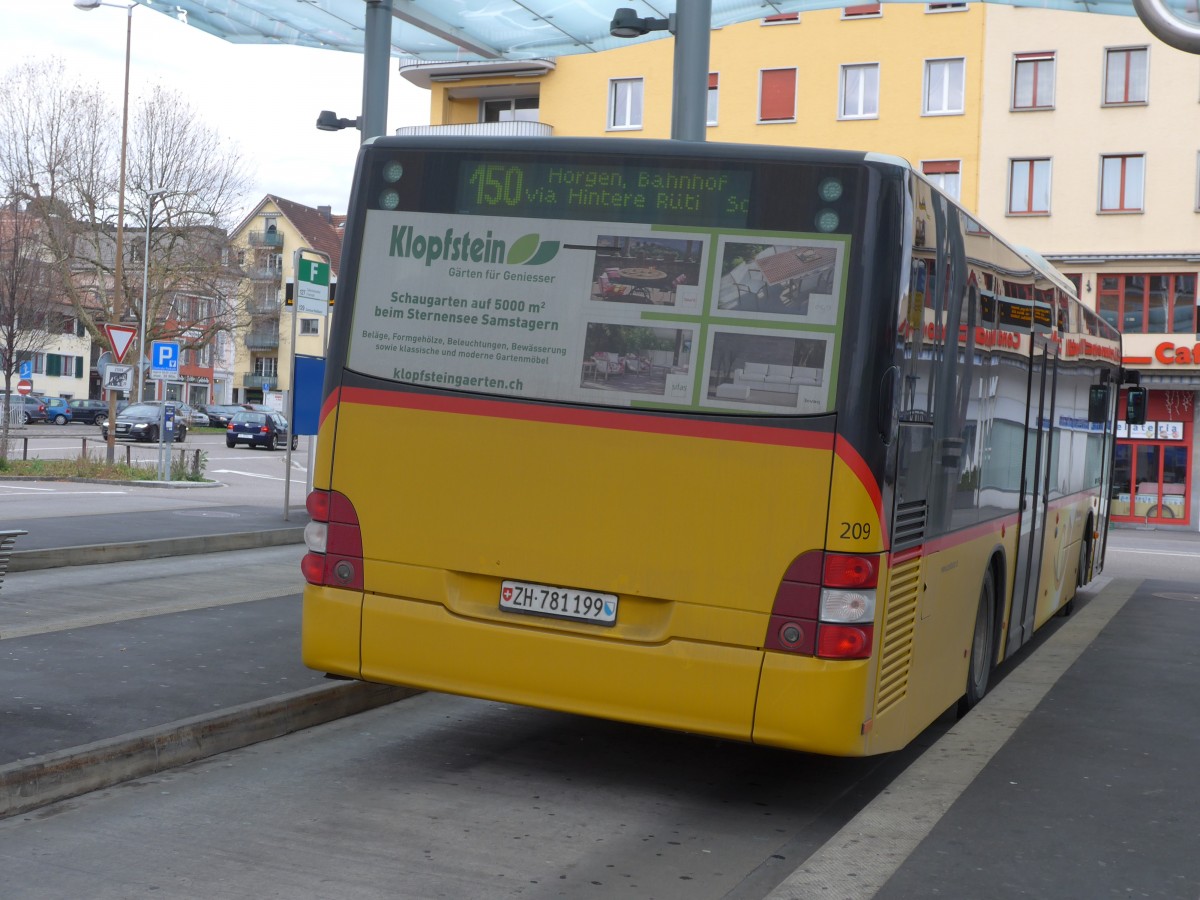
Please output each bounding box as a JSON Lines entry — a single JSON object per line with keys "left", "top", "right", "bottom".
{"left": 1108, "top": 547, "right": 1198, "bottom": 558}
{"left": 766, "top": 576, "right": 1138, "bottom": 900}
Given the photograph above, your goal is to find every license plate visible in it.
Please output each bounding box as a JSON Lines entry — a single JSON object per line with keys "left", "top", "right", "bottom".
{"left": 500, "top": 580, "right": 618, "bottom": 626}
{"left": 235, "top": 433, "right": 253, "bottom": 440}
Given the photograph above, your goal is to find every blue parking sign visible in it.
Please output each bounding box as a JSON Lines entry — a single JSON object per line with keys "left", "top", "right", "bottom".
{"left": 151, "top": 341, "right": 180, "bottom": 376}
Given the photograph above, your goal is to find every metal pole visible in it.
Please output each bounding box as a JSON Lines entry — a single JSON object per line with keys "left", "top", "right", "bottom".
{"left": 670, "top": 0, "right": 711, "bottom": 142}
{"left": 138, "top": 191, "right": 156, "bottom": 403}
{"left": 361, "top": 0, "right": 393, "bottom": 140}
{"left": 105, "top": 4, "right": 133, "bottom": 462}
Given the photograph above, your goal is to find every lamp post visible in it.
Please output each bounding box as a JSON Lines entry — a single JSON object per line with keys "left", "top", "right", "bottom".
{"left": 138, "top": 187, "right": 168, "bottom": 403}
{"left": 74, "top": 0, "right": 137, "bottom": 460}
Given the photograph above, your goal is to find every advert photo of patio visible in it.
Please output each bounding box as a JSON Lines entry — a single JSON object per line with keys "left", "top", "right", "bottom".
{"left": 589, "top": 234, "right": 705, "bottom": 308}
{"left": 715, "top": 238, "right": 840, "bottom": 320}
{"left": 580, "top": 323, "right": 693, "bottom": 396}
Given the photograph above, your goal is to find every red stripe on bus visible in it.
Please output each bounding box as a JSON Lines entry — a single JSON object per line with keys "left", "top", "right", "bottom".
{"left": 336, "top": 386, "right": 837, "bottom": 450}
{"left": 833, "top": 438, "right": 887, "bottom": 544}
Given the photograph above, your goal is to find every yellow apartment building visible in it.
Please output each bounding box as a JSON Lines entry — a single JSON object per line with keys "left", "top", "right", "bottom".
{"left": 400, "top": 4, "right": 1200, "bottom": 527}
{"left": 228, "top": 197, "right": 342, "bottom": 401}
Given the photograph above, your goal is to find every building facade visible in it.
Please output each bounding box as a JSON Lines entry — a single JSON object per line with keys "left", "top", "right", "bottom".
{"left": 400, "top": 4, "right": 1200, "bottom": 527}
{"left": 228, "top": 196, "right": 342, "bottom": 401}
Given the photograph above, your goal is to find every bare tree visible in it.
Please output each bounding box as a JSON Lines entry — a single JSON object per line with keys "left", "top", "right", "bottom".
{"left": 0, "top": 59, "right": 252, "bottom": 375}
{"left": 0, "top": 199, "right": 63, "bottom": 456}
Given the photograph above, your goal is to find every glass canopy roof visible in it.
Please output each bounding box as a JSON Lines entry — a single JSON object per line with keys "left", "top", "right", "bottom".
{"left": 142, "top": 0, "right": 1181, "bottom": 62}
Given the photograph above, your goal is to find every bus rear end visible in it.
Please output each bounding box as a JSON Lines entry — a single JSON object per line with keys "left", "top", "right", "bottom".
{"left": 303, "top": 138, "right": 905, "bottom": 756}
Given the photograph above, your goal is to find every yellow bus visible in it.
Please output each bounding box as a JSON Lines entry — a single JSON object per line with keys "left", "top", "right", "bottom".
{"left": 302, "top": 137, "right": 1126, "bottom": 756}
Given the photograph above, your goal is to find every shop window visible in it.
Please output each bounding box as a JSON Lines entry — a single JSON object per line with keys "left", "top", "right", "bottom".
{"left": 1096, "top": 273, "right": 1195, "bottom": 334}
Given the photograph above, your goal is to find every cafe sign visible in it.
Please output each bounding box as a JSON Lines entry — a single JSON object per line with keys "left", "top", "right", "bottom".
{"left": 1154, "top": 341, "right": 1200, "bottom": 365}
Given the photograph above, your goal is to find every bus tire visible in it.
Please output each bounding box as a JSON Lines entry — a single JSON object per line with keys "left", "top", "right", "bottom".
{"left": 1062, "top": 527, "right": 1092, "bottom": 617}
{"left": 957, "top": 570, "right": 997, "bottom": 718}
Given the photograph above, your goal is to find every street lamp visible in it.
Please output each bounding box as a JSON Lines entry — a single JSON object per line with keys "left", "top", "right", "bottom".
{"left": 137, "top": 187, "right": 169, "bottom": 403}
{"left": 74, "top": 0, "right": 138, "bottom": 460}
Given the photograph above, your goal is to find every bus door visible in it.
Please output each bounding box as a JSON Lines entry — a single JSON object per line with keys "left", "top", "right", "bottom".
{"left": 1008, "top": 332, "right": 1058, "bottom": 657}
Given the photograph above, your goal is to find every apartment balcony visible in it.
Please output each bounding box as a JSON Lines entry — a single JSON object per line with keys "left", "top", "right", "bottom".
{"left": 242, "top": 374, "right": 276, "bottom": 390}
{"left": 246, "top": 300, "right": 280, "bottom": 320}
{"left": 244, "top": 266, "right": 283, "bottom": 283}
{"left": 244, "top": 329, "right": 280, "bottom": 350}
{"left": 248, "top": 230, "right": 284, "bottom": 248}
{"left": 394, "top": 121, "right": 552, "bottom": 137}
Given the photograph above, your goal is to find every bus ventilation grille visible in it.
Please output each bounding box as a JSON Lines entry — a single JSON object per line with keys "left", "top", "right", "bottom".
{"left": 892, "top": 500, "right": 927, "bottom": 550}
{"left": 875, "top": 555, "right": 922, "bottom": 715}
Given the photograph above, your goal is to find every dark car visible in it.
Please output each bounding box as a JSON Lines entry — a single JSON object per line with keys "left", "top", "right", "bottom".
{"left": 101, "top": 401, "right": 188, "bottom": 443}
{"left": 4, "top": 394, "right": 48, "bottom": 424}
{"left": 226, "top": 410, "right": 296, "bottom": 450}
{"left": 200, "top": 404, "right": 248, "bottom": 428}
{"left": 42, "top": 397, "right": 74, "bottom": 425}
{"left": 68, "top": 398, "right": 111, "bottom": 426}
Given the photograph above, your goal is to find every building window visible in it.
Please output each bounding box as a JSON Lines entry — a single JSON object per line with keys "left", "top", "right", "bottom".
{"left": 707, "top": 73, "right": 719, "bottom": 126}
{"left": 922, "top": 160, "right": 961, "bottom": 200}
{"left": 840, "top": 64, "right": 880, "bottom": 119}
{"left": 926, "top": 2, "right": 968, "bottom": 9}
{"left": 759, "top": 68, "right": 797, "bottom": 122}
{"left": 1104, "top": 47, "right": 1148, "bottom": 105}
{"left": 253, "top": 357, "right": 278, "bottom": 378}
{"left": 608, "top": 78, "right": 643, "bottom": 130}
{"left": 843, "top": 3, "right": 882, "bottom": 17}
{"left": 924, "top": 58, "right": 965, "bottom": 115}
{"left": 1097, "top": 274, "right": 1196, "bottom": 334}
{"left": 482, "top": 97, "right": 539, "bottom": 123}
{"left": 762, "top": 12, "right": 799, "bottom": 24}
{"left": 1008, "top": 158, "right": 1051, "bottom": 214}
{"left": 1100, "top": 154, "right": 1145, "bottom": 212}
{"left": 1013, "top": 52, "right": 1055, "bottom": 110}
{"left": 300, "top": 318, "right": 320, "bottom": 335}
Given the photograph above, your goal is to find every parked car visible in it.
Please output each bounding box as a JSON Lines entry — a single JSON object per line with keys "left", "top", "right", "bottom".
{"left": 3, "top": 394, "right": 48, "bottom": 424}
{"left": 41, "top": 397, "right": 73, "bottom": 425}
{"left": 101, "top": 401, "right": 189, "bottom": 443}
{"left": 200, "top": 404, "right": 248, "bottom": 428}
{"left": 174, "top": 403, "right": 210, "bottom": 428}
{"left": 68, "top": 398, "right": 111, "bottom": 426}
{"left": 226, "top": 410, "right": 296, "bottom": 450}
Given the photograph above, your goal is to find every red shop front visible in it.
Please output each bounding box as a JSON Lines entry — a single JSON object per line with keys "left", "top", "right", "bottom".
{"left": 1112, "top": 388, "right": 1194, "bottom": 525}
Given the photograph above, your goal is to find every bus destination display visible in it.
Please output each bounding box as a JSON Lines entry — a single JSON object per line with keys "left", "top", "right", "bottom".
{"left": 456, "top": 158, "right": 753, "bottom": 228}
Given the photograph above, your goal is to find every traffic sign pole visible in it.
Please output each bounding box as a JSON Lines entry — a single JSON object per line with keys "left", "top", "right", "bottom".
{"left": 286, "top": 247, "right": 331, "bottom": 521}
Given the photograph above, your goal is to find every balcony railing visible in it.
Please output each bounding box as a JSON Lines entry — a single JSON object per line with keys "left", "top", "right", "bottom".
{"left": 244, "top": 329, "right": 280, "bottom": 350}
{"left": 243, "top": 374, "right": 276, "bottom": 389}
{"left": 248, "top": 230, "right": 284, "bottom": 248}
{"left": 247, "top": 301, "right": 280, "bottom": 319}
{"left": 244, "top": 266, "right": 283, "bottom": 282}
{"left": 394, "top": 121, "right": 552, "bottom": 137}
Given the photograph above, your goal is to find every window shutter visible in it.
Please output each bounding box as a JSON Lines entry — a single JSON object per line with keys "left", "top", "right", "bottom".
{"left": 760, "top": 69, "right": 797, "bottom": 121}
{"left": 47, "top": 354, "right": 61, "bottom": 377}
{"left": 75, "top": 357, "right": 84, "bottom": 378}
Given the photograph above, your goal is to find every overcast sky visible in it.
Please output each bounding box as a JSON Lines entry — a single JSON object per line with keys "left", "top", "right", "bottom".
{"left": 3, "top": 1, "right": 432, "bottom": 218}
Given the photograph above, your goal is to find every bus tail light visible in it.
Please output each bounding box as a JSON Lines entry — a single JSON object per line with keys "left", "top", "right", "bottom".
{"left": 767, "top": 552, "right": 879, "bottom": 660}
{"left": 302, "top": 489, "right": 363, "bottom": 590}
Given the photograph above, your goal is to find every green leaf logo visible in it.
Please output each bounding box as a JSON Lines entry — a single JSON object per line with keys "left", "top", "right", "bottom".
{"left": 506, "top": 233, "right": 541, "bottom": 265}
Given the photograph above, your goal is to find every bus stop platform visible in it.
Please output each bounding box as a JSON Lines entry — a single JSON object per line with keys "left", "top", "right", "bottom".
{"left": 6, "top": 503, "right": 307, "bottom": 572}
{"left": 770, "top": 571, "right": 1200, "bottom": 899}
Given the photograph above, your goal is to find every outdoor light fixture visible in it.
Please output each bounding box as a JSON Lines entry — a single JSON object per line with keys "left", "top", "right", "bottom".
{"left": 609, "top": 8, "right": 674, "bottom": 38}
{"left": 316, "top": 110, "right": 361, "bottom": 132}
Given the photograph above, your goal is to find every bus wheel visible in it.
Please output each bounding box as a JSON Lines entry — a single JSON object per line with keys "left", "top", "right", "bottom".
{"left": 957, "top": 572, "right": 996, "bottom": 718}
{"left": 1062, "top": 530, "right": 1092, "bottom": 617}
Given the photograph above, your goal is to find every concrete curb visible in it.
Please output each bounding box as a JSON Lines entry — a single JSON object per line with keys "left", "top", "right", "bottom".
{"left": 0, "top": 681, "right": 418, "bottom": 820}
{"left": 9, "top": 528, "right": 305, "bottom": 572}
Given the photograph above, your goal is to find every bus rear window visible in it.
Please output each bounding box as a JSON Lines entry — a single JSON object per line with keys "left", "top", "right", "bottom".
{"left": 346, "top": 148, "right": 861, "bottom": 416}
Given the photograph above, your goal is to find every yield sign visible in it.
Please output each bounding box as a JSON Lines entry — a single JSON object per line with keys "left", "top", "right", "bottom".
{"left": 104, "top": 324, "right": 138, "bottom": 363}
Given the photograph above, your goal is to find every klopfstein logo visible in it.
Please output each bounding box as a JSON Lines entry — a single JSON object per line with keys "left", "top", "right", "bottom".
{"left": 388, "top": 224, "right": 561, "bottom": 267}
